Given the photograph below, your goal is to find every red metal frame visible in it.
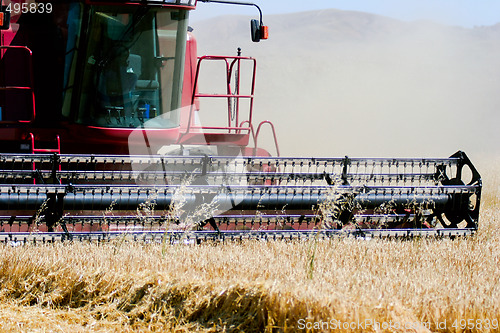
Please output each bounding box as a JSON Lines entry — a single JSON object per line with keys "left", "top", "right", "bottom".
{"left": 0, "top": 3, "right": 280, "bottom": 157}
{"left": 179, "top": 55, "right": 257, "bottom": 145}
{"left": 0, "top": 46, "right": 35, "bottom": 123}
{"left": 30, "top": 132, "right": 61, "bottom": 184}
{"left": 239, "top": 119, "right": 280, "bottom": 157}
{"left": 30, "top": 133, "right": 61, "bottom": 154}
{"left": 254, "top": 120, "right": 280, "bottom": 157}
{"left": 178, "top": 54, "right": 280, "bottom": 155}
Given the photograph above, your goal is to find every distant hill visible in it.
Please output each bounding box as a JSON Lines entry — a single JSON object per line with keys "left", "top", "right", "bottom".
{"left": 190, "top": 9, "right": 500, "bottom": 158}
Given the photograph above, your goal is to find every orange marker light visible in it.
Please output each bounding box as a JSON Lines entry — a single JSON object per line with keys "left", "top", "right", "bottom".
{"left": 0, "top": 13, "right": 4, "bottom": 27}
{"left": 261, "top": 25, "right": 269, "bottom": 40}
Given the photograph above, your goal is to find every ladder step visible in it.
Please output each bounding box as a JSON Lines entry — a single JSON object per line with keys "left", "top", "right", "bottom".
{"left": 30, "top": 133, "right": 60, "bottom": 154}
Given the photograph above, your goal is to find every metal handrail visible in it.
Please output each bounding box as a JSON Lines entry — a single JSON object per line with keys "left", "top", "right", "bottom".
{"left": 184, "top": 55, "right": 257, "bottom": 138}
{"left": 254, "top": 120, "right": 280, "bottom": 157}
{"left": 0, "top": 46, "right": 35, "bottom": 122}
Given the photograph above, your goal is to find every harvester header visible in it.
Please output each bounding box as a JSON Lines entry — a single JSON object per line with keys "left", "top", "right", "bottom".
{"left": 0, "top": 150, "right": 481, "bottom": 242}
{"left": 0, "top": 0, "right": 481, "bottom": 243}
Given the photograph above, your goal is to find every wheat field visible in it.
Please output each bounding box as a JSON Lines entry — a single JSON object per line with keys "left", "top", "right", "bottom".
{"left": 0, "top": 159, "right": 498, "bottom": 332}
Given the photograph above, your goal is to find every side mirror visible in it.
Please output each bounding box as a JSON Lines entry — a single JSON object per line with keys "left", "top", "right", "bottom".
{"left": 250, "top": 19, "right": 268, "bottom": 43}
{"left": 0, "top": 6, "right": 10, "bottom": 30}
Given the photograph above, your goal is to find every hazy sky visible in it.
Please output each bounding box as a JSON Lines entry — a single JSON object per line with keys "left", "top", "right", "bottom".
{"left": 191, "top": 0, "right": 500, "bottom": 27}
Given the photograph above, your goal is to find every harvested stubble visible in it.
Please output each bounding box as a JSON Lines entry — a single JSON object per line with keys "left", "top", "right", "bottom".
{"left": 0, "top": 161, "right": 499, "bottom": 333}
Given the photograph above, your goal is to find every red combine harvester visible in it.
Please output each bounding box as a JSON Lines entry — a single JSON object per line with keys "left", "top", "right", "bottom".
{"left": 0, "top": 0, "right": 482, "bottom": 242}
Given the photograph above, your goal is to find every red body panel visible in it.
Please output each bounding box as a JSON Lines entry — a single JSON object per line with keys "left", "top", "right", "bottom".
{"left": 0, "top": 1, "right": 277, "bottom": 157}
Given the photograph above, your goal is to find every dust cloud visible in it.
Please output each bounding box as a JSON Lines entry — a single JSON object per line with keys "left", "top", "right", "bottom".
{"left": 191, "top": 9, "right": 500, "bottom": 160}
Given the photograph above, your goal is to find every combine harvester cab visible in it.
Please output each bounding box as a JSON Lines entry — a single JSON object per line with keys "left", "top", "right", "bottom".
{"left": 0, "top": 0, "right": 482, "bottom": 242}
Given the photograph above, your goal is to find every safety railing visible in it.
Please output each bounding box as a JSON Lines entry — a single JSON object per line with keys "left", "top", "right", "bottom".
{"left": 0, "top": 46, "right": 35, "bottom": 122}
{"left": 255, "top": 120, "right": 280, "bottom": 157}
{"left": 180, "top": 55, "right": 257, "bottom": 145}
{"left": 29, "top": 133, "right": 61, "bottom": 184}
{"left": 239, "top": 119, "right": 281, "bottom": 157}
{"left": 30, "top": 133, "right": 61, "bottom": 154}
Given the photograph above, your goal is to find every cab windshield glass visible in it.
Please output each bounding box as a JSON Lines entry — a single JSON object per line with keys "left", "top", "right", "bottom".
{"left": 77, "top": 6, "right": 188, "bottom": 128}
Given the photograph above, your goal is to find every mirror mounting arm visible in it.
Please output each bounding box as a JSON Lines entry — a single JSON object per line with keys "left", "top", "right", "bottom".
{"left": 198, "top": 0, "right": 263, "bottom": 23}
{"left": 197, "top": 0, "right": 267, "bottom": 42}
